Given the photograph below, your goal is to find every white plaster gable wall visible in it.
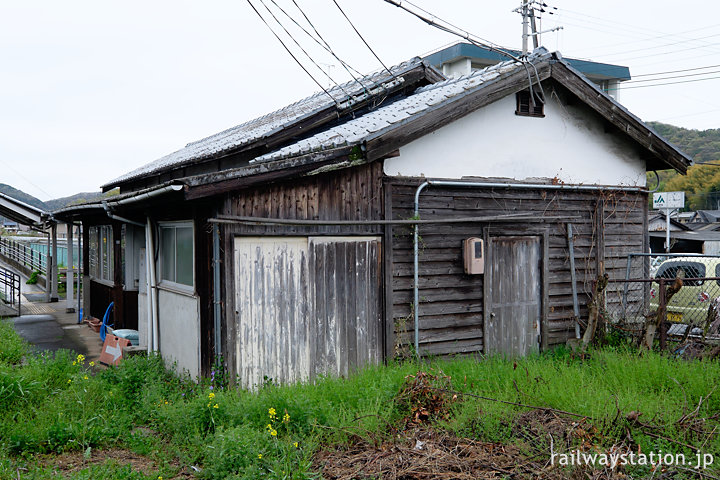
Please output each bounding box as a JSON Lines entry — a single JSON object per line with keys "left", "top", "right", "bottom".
{"left": 385, "top": 91, "right": 647, "bottom": 186}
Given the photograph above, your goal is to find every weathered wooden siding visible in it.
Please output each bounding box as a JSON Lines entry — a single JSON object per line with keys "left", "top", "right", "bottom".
{"left": 309, "top": 238, "right": 383, "bottom": 378}
{"left": 389, "top": 179, "right": 647, "bottom": 355}
{"left": 221, "top": 163, "right": 385, "bottom": 383}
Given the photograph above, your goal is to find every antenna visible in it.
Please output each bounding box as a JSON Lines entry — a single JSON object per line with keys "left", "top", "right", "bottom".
{"left": 514, "top": 1, "right": 562, "bottom": 57}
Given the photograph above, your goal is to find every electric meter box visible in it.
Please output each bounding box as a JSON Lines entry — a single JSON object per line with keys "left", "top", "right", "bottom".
{"left": 463, "top": 237, "right": 484, "bottom": 275}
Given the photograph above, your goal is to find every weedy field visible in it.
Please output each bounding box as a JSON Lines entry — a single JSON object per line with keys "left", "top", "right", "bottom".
{"left": 1, "top": 318, "right": 720, "bottom": 479}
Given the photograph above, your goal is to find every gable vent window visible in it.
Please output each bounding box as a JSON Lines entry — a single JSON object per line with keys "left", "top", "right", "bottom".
{"left": 515, "top": 90, "right": 545, "bottom": 117}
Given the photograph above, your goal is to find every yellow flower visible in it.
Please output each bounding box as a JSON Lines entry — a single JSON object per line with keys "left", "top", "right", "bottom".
{"left": 258, "top": 454, "right": 262, "bottom": 459}
{"left": 72, "top": 361, "right": 77, "bottom": 366}
{"left": 213, "top": 404, "right": 219, "bottom": 409}
{"left": 89, "top": 361, "right": 95, "bottom": 367}
{"left": 270, "top": 429, "right": 277, "bottom": 436}
{"left": 164, "top": 401, "right": 168, "bottom": 405}
{"left": 283, "top": 413, "right": 290, "bottom": 423}
{"left": 158, "top": 477, "right": 162, "bottom": 480}
{"left": 268, "top": 407, "right": 276, "bottom": 417}
{"left": 67, "top": 379, "right": 72, "bottom": 384}
{"left": 208, "top": 392, "right": 215, "bottom": 400}
{"left": 207, "top": 403, "right": 211, "bottom": 408}
{"left": 76, "top": 354, "right": 85, "bottom": 363}
{"left": 293, "top": 442, "right": 298, "bottom": 448}
{"left": 83, "top": 375, "right": 88, "bottom": 380}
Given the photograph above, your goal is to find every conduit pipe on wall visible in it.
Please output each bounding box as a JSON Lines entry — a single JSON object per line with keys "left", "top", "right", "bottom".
{"left": 212, "top": 223, "right": 222, "bottom": 360}
{"left": 412, "top": 180, "right": 647, "bottom": 356}
{"left": 145, "top": 217, "right": 159, "bottom": 353}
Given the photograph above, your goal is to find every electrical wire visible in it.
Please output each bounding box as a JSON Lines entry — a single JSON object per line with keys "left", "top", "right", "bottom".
{"left": 624, "top": 69, "right": 720, "bottom": 84}
{"left": 269, "top": 0, "right": 368, "bottom": 93}
{"left": 633, "top": 64, "right": 720, "bottom": 78}
{"left": 382, "top": 0, "right": 521, "bottom": 63}
{"left": 243, "top": 0, "right": 339, "bottom": 104}
{"left": 257, "top": 0, "right": 353, "bottom": 98}
{"left": 615, "top": 74, "right": 720, "bottom": 90}
{"left": 331, "top": 0, "right": 397, "bottom": 79}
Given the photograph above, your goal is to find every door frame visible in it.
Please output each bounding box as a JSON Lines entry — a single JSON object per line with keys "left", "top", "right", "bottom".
{"left": 483, "top": 227, "right": 550, "bottom": 353}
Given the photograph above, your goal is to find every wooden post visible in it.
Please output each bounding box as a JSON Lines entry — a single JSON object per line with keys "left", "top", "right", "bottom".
{"left": 66, "top": 223, "right": 75, "bottom": 313}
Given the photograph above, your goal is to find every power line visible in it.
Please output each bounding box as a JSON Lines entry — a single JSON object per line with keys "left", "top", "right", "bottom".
{"left": 257, "top": 0, "right": 353, "bottom": 97}
{"left": 598, "top": 32, "right": 720, "bottom": 59}
{"left": 243, "top": 0, "right": 339, "bottom": 104}
{"left": 382, "top": 0, "right": 522, "bottom": 63}
{"left": 633, "top": 64, "right": 720, "bottom": 78}
{"left": 270, "top": 0, "right": 368, "bottom": 90}
{"left": 616, "top": 74, "right": 720, "bottom": 90}
{"left": 624, "top": 69, "right": 720, "bottom": 84}
{"left": 331, "top": 0, "right": 397, "bottom": 79}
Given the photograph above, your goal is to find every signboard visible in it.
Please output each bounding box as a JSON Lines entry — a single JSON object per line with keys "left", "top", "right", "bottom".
{"left": 99, "top": 335, "right": 132, "bottom": 366}
{"left": 653, "top": 191, "right": 685, "bottom": 210}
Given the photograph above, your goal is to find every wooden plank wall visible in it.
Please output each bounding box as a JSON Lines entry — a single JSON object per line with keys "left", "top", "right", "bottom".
{"left": 220, "top": 162, "right": 385, "bottom": 380}
{"left": 389, "top": 179, "right": 647, "bottom": 355}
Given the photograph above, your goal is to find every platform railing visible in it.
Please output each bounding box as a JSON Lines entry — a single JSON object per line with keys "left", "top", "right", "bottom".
{"left": 0, "top": 266, "right": 21, "bottom": 316}
{"left": 0, "top": 238, "right": 46, "bottom": 275}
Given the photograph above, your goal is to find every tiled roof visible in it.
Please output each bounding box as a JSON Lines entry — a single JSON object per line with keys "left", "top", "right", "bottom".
{"left": 252, "top": 58, "right": 524, "bottom": 164}
{"left": 103, "top": 58, "right": 426, "bottom": 188}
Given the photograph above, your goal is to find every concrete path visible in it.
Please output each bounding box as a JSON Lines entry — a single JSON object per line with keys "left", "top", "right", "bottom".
{"left": 1, "top": 260, "right": 103, "bottom": 363}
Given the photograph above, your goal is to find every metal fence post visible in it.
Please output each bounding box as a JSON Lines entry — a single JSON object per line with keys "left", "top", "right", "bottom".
{"left": 658, "top": 278, "right": 667, "bottom": 351}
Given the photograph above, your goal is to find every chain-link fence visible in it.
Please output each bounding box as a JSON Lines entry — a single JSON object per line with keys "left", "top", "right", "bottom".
{"left": 602, "top": 253, "right": 720, "bottom": 347}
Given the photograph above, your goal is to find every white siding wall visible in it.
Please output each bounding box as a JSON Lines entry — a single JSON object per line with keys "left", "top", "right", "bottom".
{"left": 158, "top": 289, "right": 201, "bottom": 378}
{"left": 384, "top": 93, "right": 646, "bottom": 187}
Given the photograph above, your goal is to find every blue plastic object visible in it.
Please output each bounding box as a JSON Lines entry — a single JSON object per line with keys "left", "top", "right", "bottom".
{"left": 100, "top": 302, "right": 114, "bottom": 342}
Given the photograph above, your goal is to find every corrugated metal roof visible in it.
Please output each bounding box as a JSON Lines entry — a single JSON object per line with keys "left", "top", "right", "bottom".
{"left": 103, "top": 58, "right": 426, "bottom": 189}
{"left": 252, "top": 58, "right": 523, "bottom": 164}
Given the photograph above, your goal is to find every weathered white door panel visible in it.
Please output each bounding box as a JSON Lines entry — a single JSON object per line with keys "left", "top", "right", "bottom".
{"left": 234, "top": 237, "right": 309, "bottom": 389}
{"left": 234, "top": 236, "right": 381, "bottom": 389}
{"left": 485, "top": 235, "right": 541, "bottom": 356}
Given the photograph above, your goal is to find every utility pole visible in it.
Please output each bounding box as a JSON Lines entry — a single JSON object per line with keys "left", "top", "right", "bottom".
{"left": 521, "top": 0, "right": 529, "bottom": 57}
{"left": 515, "top": 1, "right": 562, "bottom": 57}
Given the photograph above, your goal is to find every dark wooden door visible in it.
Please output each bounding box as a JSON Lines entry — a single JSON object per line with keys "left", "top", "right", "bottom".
{"left": 485, "top": 235, "right": 542, "bottom": 356}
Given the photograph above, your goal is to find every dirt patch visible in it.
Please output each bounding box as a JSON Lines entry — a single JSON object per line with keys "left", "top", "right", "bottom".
{"left": 314, "top": 428, "right": 626, "bottom": 480}
{"left": 38, "top": 448, "right": 195, "bottom": 478}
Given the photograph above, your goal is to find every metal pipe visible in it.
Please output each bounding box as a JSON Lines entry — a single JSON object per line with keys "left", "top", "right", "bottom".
{"left": 412, "top": 179, "right": 645, "bottom": 357}
{"left": 209, "top": 212, "right": 566, "bottom": 226}
{"left": 50, "top": 223, "right": 58, "bottom": 302}
{"left": 66, "top": 222, "right": 75, "bottom": 313}
{"left": 45, "top": 229, "right": 50, "bottom": 302}
{"left": 146, "top": 217, "right": 159, "bottom": 352}
{"left": 102, "top": 202, "right": 145, "bottom": 227}
{"left": 412, "top": 181, "right": 430, "bottom": 356}
{"left": 110, "top": 184, "right": 183, "bottom": 207}
{"left": 212, "top": 223, "right": 222, "bottom": 360}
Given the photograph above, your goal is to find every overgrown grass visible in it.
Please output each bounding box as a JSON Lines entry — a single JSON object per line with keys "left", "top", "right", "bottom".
{"left": 0, "top": 323, "right": 719, "bottom": 479}
{"left": 0, "top": 319, "right": 27, "bottom": 365}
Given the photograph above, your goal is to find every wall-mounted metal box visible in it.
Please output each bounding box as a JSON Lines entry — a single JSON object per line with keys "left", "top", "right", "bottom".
{"left": 463, "top": 237, "right": 484, "bottom": 275}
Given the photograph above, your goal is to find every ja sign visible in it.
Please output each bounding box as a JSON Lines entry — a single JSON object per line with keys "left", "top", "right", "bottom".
{"left": 652, "top": 191, "right": 685, "bottom": 210}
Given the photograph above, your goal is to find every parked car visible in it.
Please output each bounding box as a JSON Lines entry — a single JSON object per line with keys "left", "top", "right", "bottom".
{"left": 650, "top": 257, "right": 720, "bottom": 325}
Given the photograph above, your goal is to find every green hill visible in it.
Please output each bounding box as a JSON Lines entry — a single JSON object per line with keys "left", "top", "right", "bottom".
{"left": 0, "top": 183, "right": 47, "bottom": 210}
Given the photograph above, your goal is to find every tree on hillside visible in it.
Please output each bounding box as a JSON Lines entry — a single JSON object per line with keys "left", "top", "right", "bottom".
{"left": 664, "top": 164, "right": 720, "bottom": 210}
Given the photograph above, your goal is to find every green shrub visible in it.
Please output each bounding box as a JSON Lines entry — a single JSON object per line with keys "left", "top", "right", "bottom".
{"left": 25, "top": 270, "right": 39, "bottom": 285}
{"left": 0, "top": 320, "right": 27, "bottom": 365}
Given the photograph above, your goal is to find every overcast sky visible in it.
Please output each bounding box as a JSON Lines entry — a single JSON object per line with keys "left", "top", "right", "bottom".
{"left": 1, "top": 0, "right": 717, "bottom": 200}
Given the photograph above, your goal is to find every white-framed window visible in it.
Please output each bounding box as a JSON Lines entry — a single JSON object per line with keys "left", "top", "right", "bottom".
{"left": 88, "top": 225, "right": 114, "bottom": 283}
{"left": 159, "top": 222, "right": 194, "bottom": 288}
